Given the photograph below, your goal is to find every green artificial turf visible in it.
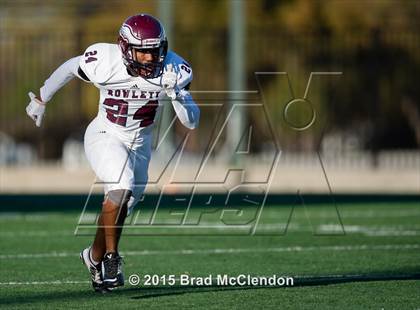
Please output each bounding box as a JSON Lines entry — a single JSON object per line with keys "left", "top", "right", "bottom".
{"left": 0, "top": 202, "right": 419, "bottom": 309}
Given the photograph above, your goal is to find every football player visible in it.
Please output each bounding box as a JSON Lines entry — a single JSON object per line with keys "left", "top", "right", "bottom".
{"left": 26, "top": 14, "right": 200, "bottom": 292}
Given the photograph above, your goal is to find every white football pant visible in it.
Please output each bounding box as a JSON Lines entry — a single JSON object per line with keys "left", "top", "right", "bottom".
{"left": 84, "top": 116, "right": 152, "bottom": 214}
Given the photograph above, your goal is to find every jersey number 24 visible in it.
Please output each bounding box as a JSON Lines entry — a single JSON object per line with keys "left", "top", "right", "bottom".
{"left": 103, "top": 98, "right": 158, "bottom": 127}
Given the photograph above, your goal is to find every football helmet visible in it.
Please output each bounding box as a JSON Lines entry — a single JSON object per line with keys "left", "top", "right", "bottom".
{"left": 118, "top": 14, "right": 168, "bottom": 78}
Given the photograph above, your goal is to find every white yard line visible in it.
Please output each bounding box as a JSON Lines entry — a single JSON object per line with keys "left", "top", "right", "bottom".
{"left": 253, "top": 223, "right": 420, "bottom": 236}
{"left": 0, "top": 231, "right": 72, "bottom": 237}
{"left": 1, "top": 271, "right": 418, "bottom": 286}
{"left": 317, "top": 224, "right": 420, "bottom": 236}
{"left": 0, "top": 243, "right": 419, "bottom": 260}
{"left": 295, "top": 209, "right": 420, "bottom": 219}
{"left": 0, "top": 280, "right": 89, "bottom": 286}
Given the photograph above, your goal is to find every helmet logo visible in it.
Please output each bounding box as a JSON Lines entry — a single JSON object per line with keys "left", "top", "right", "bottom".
{"left": 124, "top": 23, "right": 143, "bottom": 41}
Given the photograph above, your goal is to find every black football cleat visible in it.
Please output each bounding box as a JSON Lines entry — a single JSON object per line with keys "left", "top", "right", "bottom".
{"left": 101, "top": 252, "right": 124, "bottom": 288}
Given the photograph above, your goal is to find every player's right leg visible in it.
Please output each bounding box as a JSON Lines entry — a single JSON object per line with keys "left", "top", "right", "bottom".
{"left": 79, "top": 246, "right": 108, "bottom": 292}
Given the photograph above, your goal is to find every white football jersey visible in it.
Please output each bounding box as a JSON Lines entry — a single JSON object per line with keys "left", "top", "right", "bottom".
{"left": 78, "top": 43, "right": 193, "bottom": 137}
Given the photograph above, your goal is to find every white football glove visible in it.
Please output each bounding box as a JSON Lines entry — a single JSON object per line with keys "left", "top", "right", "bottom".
{"left": 161, "top": 64, "right": 178, "bottom": 100}
{"left": 26, "top": 92, "right": 46, "bottom": 127}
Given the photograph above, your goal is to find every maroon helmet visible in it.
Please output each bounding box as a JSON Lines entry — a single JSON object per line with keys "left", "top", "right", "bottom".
{"left": 118, "top": 14, "right": 168, "bottom": 78}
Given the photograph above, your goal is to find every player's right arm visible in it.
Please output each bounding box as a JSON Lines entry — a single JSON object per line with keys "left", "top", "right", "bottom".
{"left": 26, "top": 43, "right": 110, "bottom": 127}
{"left": 26, "top": 56, "right": 87, "bottom": 127}
{"left": 39, "top": 56, "right": 89, "bottom": 103}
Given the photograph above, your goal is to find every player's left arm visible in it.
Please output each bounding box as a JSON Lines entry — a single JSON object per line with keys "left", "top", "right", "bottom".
{"left": 171, "top": 87, "right": 200, "bottom": 130}
{"left": 162, "top": 62, "right": 200, "bottom": 130}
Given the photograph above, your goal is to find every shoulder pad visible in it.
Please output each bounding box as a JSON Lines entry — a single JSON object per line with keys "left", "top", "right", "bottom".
{"left": 79, "top": 43, "right": 118, "bottom": 84}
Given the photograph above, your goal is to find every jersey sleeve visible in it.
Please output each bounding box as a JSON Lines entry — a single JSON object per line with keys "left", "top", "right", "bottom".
{"left": 39, "top": 56, "right": 81, "bottom": 102}
{"left": 78, "top": 43, "right": 114, "bottom": 84}
{"left": 176, "top": 59, "right": 193, "bottom": 90}
{"left": 171, "top": 89, "right": 200, "bottom": 129}
{"left": 165, "top": 51, "right": 193, "bottom": 90}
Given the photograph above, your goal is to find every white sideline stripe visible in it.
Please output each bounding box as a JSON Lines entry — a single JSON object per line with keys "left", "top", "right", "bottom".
{"left": 2, "top": 224, "right": 420, "bottom": 237}
{"left": 2, "top": 209, "right": 420, "bottom": 222}
{"left": 0, "top": 244, "right": 419, "bottom": 260}
{"left": 0, "top": 280, "right": 89, "bottom": 286}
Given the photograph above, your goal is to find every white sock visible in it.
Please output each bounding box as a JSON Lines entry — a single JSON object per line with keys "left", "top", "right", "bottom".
{"left": 89, "top": 248, "right": 100, "bottom": 266}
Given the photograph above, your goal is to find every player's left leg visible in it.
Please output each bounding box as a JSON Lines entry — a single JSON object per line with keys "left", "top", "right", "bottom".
{"left": 100, "top": 135, "right": 152, "bottom": 288}
{"left": 89, "top": 195, "right": 127, "bottom": 266}
{"left": 102, "top": 189, "right": 131, "bottom": 253}
{"left": 91, "top": 190, "right": 132, "bottom": 261}
{"left": 96, "top": 139, "right": 151, "bottom": 289}
{"left": 100, "top": 189, "right": 131, "bottom": 288}
{"left": 85, "top": 190, "right": 130, "bottom": 290}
